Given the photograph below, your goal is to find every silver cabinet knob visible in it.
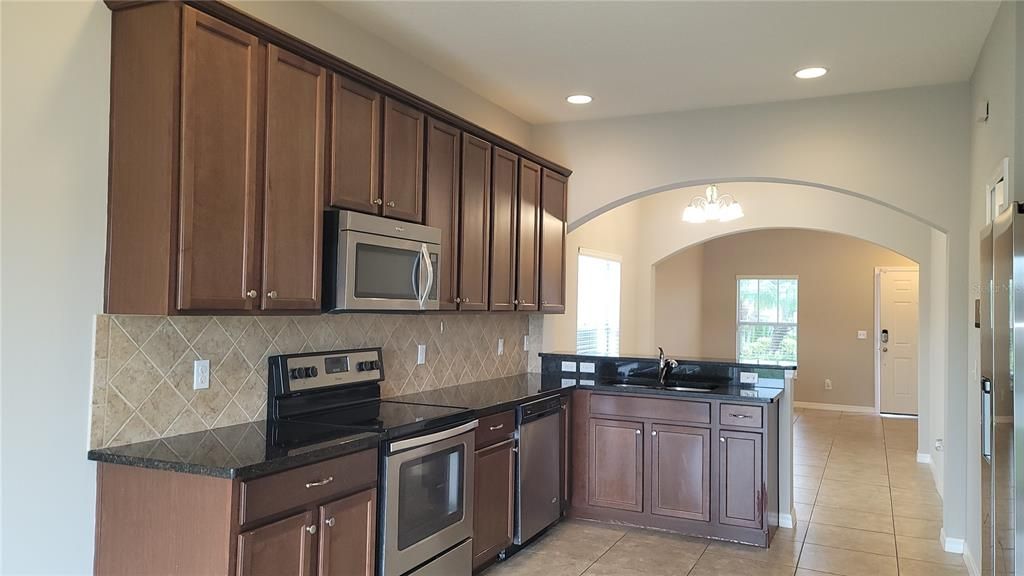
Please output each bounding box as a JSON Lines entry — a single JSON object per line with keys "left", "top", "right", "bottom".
{"left": 246, "top": 290, "right": 257, "bottom": 299}
{"left": 652, "top": 431, "right": 657, "bottom": 436}
{"left": 454, "top": 297, "right": 462, "bottom": 304}
{"left": 513, "top": 299, "right": 520, "bottom": 306}
{"left": 267, "top": 290, "right": 278, "bottom": 299}
{"left": 325, "top": 517, "right": 336, "bottom": 528}
{"left": 374, "top": 198, "right": 383, "bottom": 206}
{"left": 463, "top": 297, "right": 470, "bottom": 304}
{"left": 306, "top": 525, "right": 317, "bottom": 535}
{"left": 882, "top": 347, "right": 888, "bottom": 352}
{"left": 635, "top": 429, "right": 641, "bottom": 435}
{"left": 387, "top": 201, "right": 396, "bottom": 207}
{"left": 720, "top": 437, "right": 726, "bottom": 443}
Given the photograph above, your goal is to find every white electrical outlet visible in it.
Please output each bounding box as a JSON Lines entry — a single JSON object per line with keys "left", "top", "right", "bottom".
{"left": 857, "top": 330, "right": 868, "bottom": 340}
{"left": 739, "top": 371, "right": 758, "bottom": 384}
{"left": 498, "top": 338, "right": 504, "bottom": 355}
{"left": 193, "top": 359, "right": 210, "bottom": 390}
{"left": 824, "top": 378, "right": 833, "bottom": 390}
{"left": 416, "top": 344, "right": 427, "bottom": 365}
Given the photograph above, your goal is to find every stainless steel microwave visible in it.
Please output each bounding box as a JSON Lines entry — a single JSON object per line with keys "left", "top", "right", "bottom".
{"left": 323, "top": 210, "right": 441, "bottom": 312}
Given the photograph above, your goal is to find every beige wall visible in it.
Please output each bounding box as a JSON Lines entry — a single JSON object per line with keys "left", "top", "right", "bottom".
{"left": 653, "top": 243, "right": 703, "bottom": 357}
{"left": 657, "top": 229, "right": 916, "bottom": 408}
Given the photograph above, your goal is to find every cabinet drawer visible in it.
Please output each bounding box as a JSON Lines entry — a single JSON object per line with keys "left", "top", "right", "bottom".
{"left": 239, "top": 448, "right": 377, "bottom": 525}
{"left": 720, "top": 404, "right": 763, "bottom": 429}
{"left": 476, "top": 410, "right": 515, "bottom": 449}
{"left": 590, "top": 394, "right": 710, "bottom": 425}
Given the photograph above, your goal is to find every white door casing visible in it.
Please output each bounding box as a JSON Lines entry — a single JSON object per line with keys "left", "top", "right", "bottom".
{"left": 878, "top": 267, "right": 919, "bottom": 415}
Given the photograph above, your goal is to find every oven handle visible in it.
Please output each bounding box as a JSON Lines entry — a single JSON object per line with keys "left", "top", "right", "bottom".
{"left": 389, "top": 419, "right": 478, "bottom": 453}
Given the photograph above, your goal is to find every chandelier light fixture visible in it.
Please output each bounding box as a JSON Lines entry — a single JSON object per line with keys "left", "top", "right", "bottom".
{"left": 681, "top": 184, "right": 744, "bottom": 223}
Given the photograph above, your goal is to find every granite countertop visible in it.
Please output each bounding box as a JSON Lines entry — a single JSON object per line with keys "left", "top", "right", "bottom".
{"left": 540, "top": 351, "right": 797, "bottom": 371}
{"left": 390, "top": 373, "right": 575, "bottom": 417}
{"left": 88, "top": 371, "right": 781, "bottom": 479}
{"left": 87, "top": 420, "right": 380, "bottom": 480}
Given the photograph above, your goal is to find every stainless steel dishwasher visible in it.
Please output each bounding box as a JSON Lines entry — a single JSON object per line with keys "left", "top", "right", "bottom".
{"left": 514, "top": 395, "right": 563, "bottom": 545}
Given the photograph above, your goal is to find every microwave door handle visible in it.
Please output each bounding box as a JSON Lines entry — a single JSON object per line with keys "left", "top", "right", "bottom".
{"left": 419, "top": 243, "right": 434, "bottom": 309}
{"left": 411, "top": 250, "right": 421, "bottom": 302}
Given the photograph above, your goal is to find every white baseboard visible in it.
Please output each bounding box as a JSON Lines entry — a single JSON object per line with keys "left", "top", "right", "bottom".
{"left": 794, "top": 401, "right": 877, "bottom": 414}
{"left": 916, "top": 452, "right": 931, "bottom": 464}
{"left": 774, "top": 511, "right": 795, "bottom": 529}
{"left": 963, "top": 543, "right": 980, "bottom": 576}
{"left": 940, "top": 528, "right": 964, "bottom": 554}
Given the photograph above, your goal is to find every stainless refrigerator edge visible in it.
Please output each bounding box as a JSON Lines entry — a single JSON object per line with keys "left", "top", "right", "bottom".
{"left": 980, "top": 202, "right": 1023, "bottom": 576}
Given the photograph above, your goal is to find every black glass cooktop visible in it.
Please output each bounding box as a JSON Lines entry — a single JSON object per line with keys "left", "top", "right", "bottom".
{"left": 286, "top": 400, "right": 472, "bottom": 440}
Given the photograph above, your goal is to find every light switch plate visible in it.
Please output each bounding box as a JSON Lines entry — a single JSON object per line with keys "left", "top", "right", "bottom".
{"left": 498, "top": 338, "right": 505, "bottom": 356}
{"left": 857, "top": 330, "right": 868, "bottom": 340}
{"left": 193, "top": 359, "right": 210, "bottom": 390}
{"left": 739, "top": 371, "right": 758, "bottom": 384}
{"left": 523, "top": 335, "right": 529, "bottom": 351}
{"left": 416, "top": 344, "right": 427, "bottom": 365}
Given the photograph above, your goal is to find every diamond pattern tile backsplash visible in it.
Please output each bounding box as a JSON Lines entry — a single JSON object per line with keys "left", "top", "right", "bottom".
{"left": 90, "top": 313, "right": 534, "bottom": 449}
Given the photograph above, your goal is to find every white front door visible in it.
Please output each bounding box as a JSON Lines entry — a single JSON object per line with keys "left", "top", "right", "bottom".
{"left": 879, "top": 268, "right": 919, "bottom": 415}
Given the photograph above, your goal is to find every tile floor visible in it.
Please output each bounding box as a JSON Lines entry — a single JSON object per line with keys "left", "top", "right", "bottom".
{"left": 483, "top": 409, "right": 965, "bottom": 576}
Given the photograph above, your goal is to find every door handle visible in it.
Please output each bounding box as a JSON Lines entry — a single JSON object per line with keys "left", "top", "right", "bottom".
{"left": 982, "top": 377, "right": 993, "bottom": 461}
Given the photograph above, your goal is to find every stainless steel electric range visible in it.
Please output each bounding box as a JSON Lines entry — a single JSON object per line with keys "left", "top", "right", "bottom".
{"left": 268, "top": 348, "right": 477, "bottom": 576}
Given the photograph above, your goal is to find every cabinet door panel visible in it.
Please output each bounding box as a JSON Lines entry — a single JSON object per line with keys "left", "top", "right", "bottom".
{"left": 539, "top": 169, "right": 567, "bottom": 313}
{"left": 473, "top": 439, "right": 515, "bottom": 568}
{"left": 490, "top": 148, "right": 518, "bottom": 311}
{"left": 237, "top": 511, "right": 314, "bottom": 576}
{"left": 651, "top": 424, "right": 711, "bottom": 521}
{"left": 458, "top": 134, "right": 491, "bottom": 311}
{"left": 718, "top": 430, "right": 764, "bottom": 529}
{"left": 318, "top": 488, "right": 376, "bottom": 576}
{"left": 382, "top": 97, "right": 425, "bottom": 222}
{"left": 329, "top": 76, "right": 381, "bottom": 214}
{"left": 425, "top": 119, "right": 461, "bottom": 311}
{"left": 178, "top": 8, "right": 259, "bottom": 311}
{"left": 516, "top": 160, "right": 542, "bottom": 311}
{"left": 588, "top": 418, "right": 643, "bottom": 512}
{"left": 262, "top": 45, "right": 326, "bottom": 311}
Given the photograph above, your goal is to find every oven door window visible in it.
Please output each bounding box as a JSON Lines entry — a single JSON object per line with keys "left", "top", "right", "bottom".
{"left": 354, "top": 243, "right": 420, "bottom": 300}
{"left": 397, "top": 444, "right": 465, "bottom": 550}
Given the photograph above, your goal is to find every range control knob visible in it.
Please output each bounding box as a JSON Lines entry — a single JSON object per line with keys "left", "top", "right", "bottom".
{"left": 290, "top": 368, "right": 304, "bottom": 380}
{"left": 304, "top": 367, "right": 318, "bottom": 378}
{"left": 357, "top": 360, "right": 380, "bottom": 372}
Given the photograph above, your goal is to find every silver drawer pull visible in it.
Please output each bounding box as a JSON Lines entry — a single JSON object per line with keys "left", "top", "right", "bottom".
{"left": 305, "top": 476, "right": 334, "bottom": 488}
{"left": 730, "top": 413, "right": 751, "bottom": 419}
{"left": 489, "top": 424, "right": 504, "bottom": 431}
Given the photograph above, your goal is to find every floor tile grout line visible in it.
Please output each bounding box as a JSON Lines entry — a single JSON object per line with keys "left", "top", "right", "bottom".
{"left": 575, "top": 527, "right": 630, "bottom": 576}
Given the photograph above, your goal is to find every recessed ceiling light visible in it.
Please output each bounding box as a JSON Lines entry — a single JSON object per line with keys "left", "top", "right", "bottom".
{"left": 566, "top": 94, "right": 593, "bottom": 104}
{"left": 794, "top": 67, "right": 828, "bottom": 80}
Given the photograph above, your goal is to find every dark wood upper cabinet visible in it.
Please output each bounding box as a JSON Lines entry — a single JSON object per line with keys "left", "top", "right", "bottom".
{"left": 588, "top": 418, "right": 643, "bottom": 512}
{"left": 177, "top": 7, "right": 260, "bottom": 312}
{"left": 718, "top": 430, "right": 763, "bottom": 529}
{"left": 237, "top": 510, "right": 314, "bottom": 576}
{"left": 382, "top": 97, "right": 425, "bottom": 222}
{"left": 472, "top": 439, "right": 515, "bottom": 568}
{"left": 262, "top": 45, "right": 326, "bottom": 311}
{"left": 490, "top": 148, "right": 518, "bottom": 311}
{"left": 458, "top": 134, "right": 492, "bottom": 311}
{"left": 329, "top": 76, "right": 381, "bottom": 214}
{"left": 539, "top": 169, "right": 567, "bottom": 314}
{"left": 651, "top": 424, "right": 711, "bottom": 522}
{"left": 317, "top": 488, "right": 376, "bottom": 576}
{"left": 424, "top": 118, "right": 461, "bottom": 311}
{"left": 516, "top": 159, "right": 542, "bottom": 312}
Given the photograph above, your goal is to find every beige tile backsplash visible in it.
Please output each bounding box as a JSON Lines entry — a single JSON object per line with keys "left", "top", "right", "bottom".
{"left": 90, "top": 313, "right": 535, "bottom": 449}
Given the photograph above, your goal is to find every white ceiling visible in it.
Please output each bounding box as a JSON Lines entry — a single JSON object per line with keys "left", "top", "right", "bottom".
{"left": 323, "top": 1, "right": 999, "bottom": 124}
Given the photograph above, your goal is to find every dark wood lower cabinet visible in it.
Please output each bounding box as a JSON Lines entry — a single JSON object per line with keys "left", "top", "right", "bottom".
{"left": 238, "top": 511, "right": 315, "bottom": 576}
{"left": 318, "top": 488, "right": 377, "bottom": 576}
{"left": 571, "top": 390, "right": 777, "bottom": 547}
{"left": 651, "top": 423, "right": 711, "bottom": 521}
{"left": 718, "top": 430, "right": 764, "bottom": 529}
{"left": 472, "top": 438, "right": 515, "bottom": 569}
{"left": 587, "top": 418, "right": 644, "bottom": 512}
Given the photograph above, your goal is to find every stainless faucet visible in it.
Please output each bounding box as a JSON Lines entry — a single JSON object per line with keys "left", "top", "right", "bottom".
{"left": 658, "top": 347, "right": 678, "bottom": 384}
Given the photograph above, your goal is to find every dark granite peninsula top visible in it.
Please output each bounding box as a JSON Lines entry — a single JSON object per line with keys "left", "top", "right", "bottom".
{"left": 541, "top": 351, "right": 796, "bottom": 372}
{"left": 87, "top": 420, "right": 380, "bottom": 480}
{"left": 391, "top": 373, "right": 575, "bottom": 417}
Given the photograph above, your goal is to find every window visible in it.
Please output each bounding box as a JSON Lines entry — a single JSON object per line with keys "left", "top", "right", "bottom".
{"left": 576, "top": 250, "right": 621, "bottom": 355}
{"left": 737, "top": 277, "right": 797, "bottom": 364}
